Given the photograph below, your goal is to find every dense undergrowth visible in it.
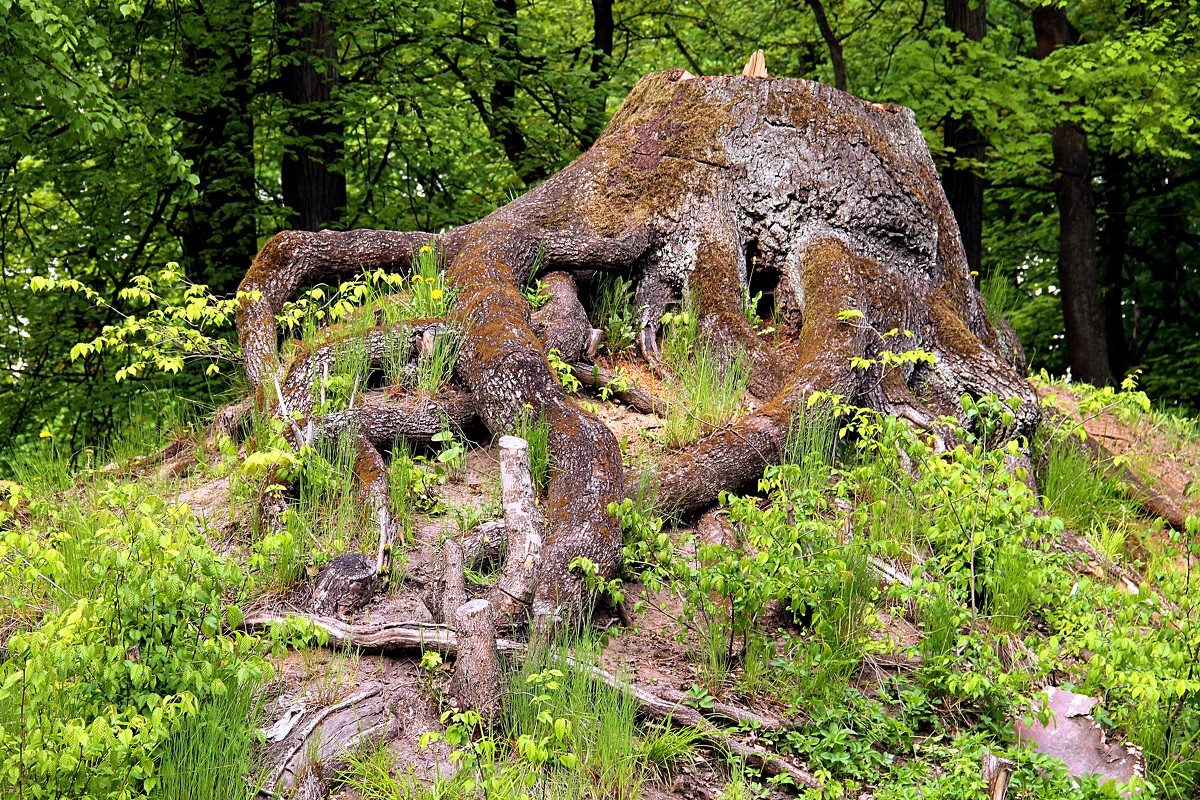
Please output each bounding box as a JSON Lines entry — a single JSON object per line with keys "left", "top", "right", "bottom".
{"left": 1, "top": 371, "right": 1199, "bottom": 799}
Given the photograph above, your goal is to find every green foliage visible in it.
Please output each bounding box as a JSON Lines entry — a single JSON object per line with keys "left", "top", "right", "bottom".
{"left": 0, "top": 483, "right": 270, "bottom": 799}
{"left": 405, "top": 638, "right": 675, "bottom": 799}
{"left": 32, "top": 267, "right": 244, "bottom": 382}
{"left": 407, "top": 245, "right": 457, "bottom": 320}
{"left": 980, "top": 269, "right": 1019, "bottom": 326}
{"left": 592, "top": 275, "right": 639, "bottom": 356}
{"left": 417, "top": 331, "right": 463, "bottom": 396}
{"left": 155, "top": 674, "right": 266, "bottom": 800}
{"left": 661, "top": 339, "right": 753, "bottom": 448}
{"left": 509, "top": 405, "right": 552, "bottom": 490}
{"left": 546, "top": 349, "right": 582, "bottom": 394}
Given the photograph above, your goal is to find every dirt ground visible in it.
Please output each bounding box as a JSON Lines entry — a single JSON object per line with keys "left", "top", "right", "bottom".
{"left": 196, "top": 374, "right": 1200, "bottom": 799}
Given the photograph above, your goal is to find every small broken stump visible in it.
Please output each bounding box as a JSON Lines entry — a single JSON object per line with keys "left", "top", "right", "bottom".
{"left": 486, "top": 436, "right": 543, "bottom": 622}
{"left": 309, "top": 553, "right": 381, "bottom": 617}
{"left": 448, "top": 599, "right": 503, "bottom": 722}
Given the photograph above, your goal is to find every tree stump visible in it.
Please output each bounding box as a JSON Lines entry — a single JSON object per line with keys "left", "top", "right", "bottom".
{"left": 486, "top": 436, "right": 544, "bottom": 624}
{"left": 447, "top": 599, "right": 503, "bottom": 722}
{"left": 236, "top": 69, "right": 1040, "bottom": 626}
{"left": 309, "top": 553, "right": 381, "bottom": 617}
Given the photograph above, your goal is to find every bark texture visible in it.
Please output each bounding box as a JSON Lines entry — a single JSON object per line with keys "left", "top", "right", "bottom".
{"left": 237, "top": 69, "right": 1038, "bottom": 625}
{"left": 278, "top": 0, "right": 347, "bottom": 231}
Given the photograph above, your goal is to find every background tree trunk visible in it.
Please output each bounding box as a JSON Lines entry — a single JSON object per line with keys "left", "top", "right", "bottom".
{"left": 942, "top": 0, "right": 987, "bottom": 279}
{"left": 1033, "top": 5, "right": 1111, "bottom": 385}
{"left": 581, "top": 0, "right": 615, "bottom": 145}
{"left": 278, "top": 0, "right": 347, "bottom": 231}
{"left": 1100, "top": 153, "right": 1130, "bottom": 377}
{"left": 176, "top": 2, "right": 258, "bottom": 293}
{"left": 806, "top": 0, "right": 847, "bottom": 91}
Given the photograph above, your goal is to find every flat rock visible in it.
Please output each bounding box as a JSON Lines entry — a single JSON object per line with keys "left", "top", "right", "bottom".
{"left": 1014, "top": 687, "right": 1144, "bottom": 793}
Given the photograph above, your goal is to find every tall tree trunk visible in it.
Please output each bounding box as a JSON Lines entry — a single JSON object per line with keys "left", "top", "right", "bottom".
{"left": 581, "top": 0, "right": 614, "bottom": 145}
{"left": 489, "top": 0, "right": 544, "bottom": 186}
{"left": 176, "top": 3, "right": 258, "bottom": 294}
{"left": 1099, "top": 153, "right": 1130, "bottom": 377}
{"left": 805, "top": 0, "right": 847, "bottom": 91}
{"left": 278, "top": 0, "right": 347, "bottom": 231}
{"left": 1033, "top": 5, "right": 1111, "bottom": 385}
{"left": 942, "top": 0, "right": 987, "bottom": 278}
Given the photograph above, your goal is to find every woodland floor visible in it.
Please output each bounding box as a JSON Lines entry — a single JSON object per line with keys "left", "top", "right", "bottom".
{"left": 4, "top": 361, "right": 1199, "bottom": 800}
{"left": 151, "top": 360, "right": 1200, "bottom": 800}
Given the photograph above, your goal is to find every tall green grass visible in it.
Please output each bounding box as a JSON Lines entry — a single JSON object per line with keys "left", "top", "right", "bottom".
{"left": 662, "top": 340, "right": 753, "bottom": 448}
{"left": 1040, "top": 436, "right": 1131, "bottom": 533}
{"left": 592, "top": 274, "right": 638, "bottom": 355}
{"left": 980, "top": 269, "right": 1020, "bottom": 325}
{"left": 155, "top": 677, "right": 265, "bottom": 800}
{"left": 509, "top": 405, "right": 551, "bottom": 490}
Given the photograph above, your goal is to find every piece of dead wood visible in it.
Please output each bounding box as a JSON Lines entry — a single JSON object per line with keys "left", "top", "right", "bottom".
{"left": 1096, "top": 443, "right": 1186, "bottom": 532}
{"left": 308, "top": 553, "right": 381, "bottom": 617}
{"left": 742, "top": 49, "right": 768, "bottom": 78}
{"left": 982, "top": 751, "right": 1015, "bottom": 800}
{"left": 652, "top": 685, "right": 787, "bottom": 732}
{"left": 462, "top": 519, "right": 506, "bottom": 569}
{"left": 867, "top": 555, "right": 912, "bottom": 587}
{"left": 487, "top": 435, "right": 543, "bottom": 623}
{"left": 1070, "top": 419, "right": 1188, "bottom": 532}
{"left": 241, "top": 612, "right": 525, "bottom": 655}
{"left": 437, "top": 539, "right": 467, "bottom": 625}
{"left": 575, "top": 662, "right": 820, "bottom": 790}
{"left": 570, "top": 361, "right": 671, "bottom": 417}
{"left": 448, "top": 599, "right": 503, "bottom": 722}
{"left": 263, "top": 686, "right": 382, "bottom": 796}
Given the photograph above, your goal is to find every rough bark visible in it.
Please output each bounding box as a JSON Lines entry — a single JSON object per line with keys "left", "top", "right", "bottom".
{"left": 175, "top": 2, "right": 258, "bottom": 294}
{"left": 1033, "top": 5, "right": 1111, "bottom": 386}
{"left": 237, "top": 69, "right": 1038, "bottom": 625}
{"left": 447, "top": 599, "right": 504, "bottom": 721}
{"left": 487, "top": 436, "right": 545, "bottom": 623}
{"left": 309, "top": 553, "right": 381, "bottom": 617}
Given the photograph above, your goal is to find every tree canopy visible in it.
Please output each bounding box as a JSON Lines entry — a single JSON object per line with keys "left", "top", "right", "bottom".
{"left": 2, "top": 0, "right": 1199, "bottom": 452}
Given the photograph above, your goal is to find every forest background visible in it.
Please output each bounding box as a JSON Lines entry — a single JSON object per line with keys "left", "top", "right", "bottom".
{"left": 2, "top": 0, "right": 1198, "bottom": 453}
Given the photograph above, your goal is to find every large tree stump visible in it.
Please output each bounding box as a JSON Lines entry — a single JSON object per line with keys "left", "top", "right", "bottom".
{"left": 236, "top": 68, "right": 1039, "bottom": 626}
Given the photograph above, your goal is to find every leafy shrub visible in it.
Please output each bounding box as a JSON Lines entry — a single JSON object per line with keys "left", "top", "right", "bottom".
{"left": 0, "top": 487, "right": 270, "bottom": 799}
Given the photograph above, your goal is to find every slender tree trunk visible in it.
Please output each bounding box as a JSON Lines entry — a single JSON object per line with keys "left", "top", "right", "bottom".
{"left": 1033, "top": 5, "right": 1110, "bottom": 385}
{"left": 489, "top": 0, "right": 544, "bottom": 186}
{"left": 1099, "top": 153, "right": 1130, "bottom": 377}
{"left": 176, "top": 3, "right": 258, "bottom": 294}
{"left": 942, "top": 0, "right": 987, "bottom": 278}
{"left": 581, "top": 0, "right": 614, "bottom": 145}
{"left": 805, "top": 0, "right": 847, "bottom": 91}
{"left": 278, "top": 0, "right": 347, "bottom": 231}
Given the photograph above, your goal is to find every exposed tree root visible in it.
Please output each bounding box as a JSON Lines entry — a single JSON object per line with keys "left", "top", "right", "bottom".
{"left": 241, "top": 611, "right": 821, "bottom": 792}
